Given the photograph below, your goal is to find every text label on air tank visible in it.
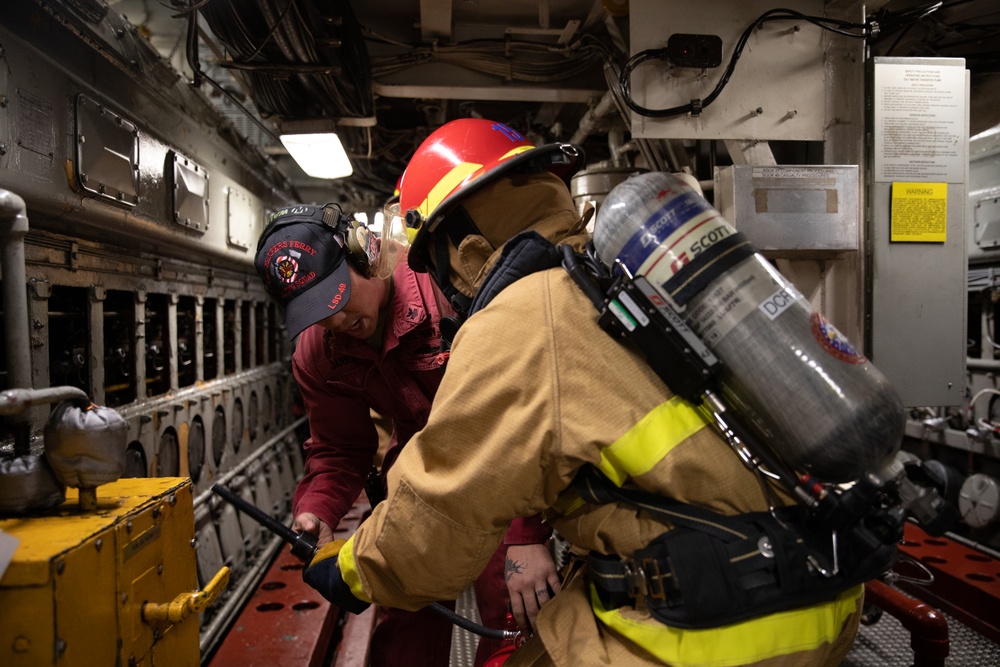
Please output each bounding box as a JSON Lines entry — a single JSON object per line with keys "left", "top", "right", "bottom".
{"left": 759, "top": 288, "right": 798, "bottom": 321}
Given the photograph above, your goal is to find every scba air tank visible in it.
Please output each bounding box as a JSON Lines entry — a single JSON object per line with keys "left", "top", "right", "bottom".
{"left": 594, "top": 172, "right": 904, "bottom": 482}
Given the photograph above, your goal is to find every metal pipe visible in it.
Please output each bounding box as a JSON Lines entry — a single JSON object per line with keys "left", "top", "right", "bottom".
{"left": 0, "top": 190, "right": 31, "bottom": 393}
{"left": 0, "top": 387, "right": 90, "bottom": 416}
{"left": 967, "top": 357, "right": 1000, "bottom": 371}
{"left": 607, "top": 127, "right": 625, "bottom": 167}
{"left": 0, "top": 190, "right": 33, "bottom": 456}
{"left": 941, "top": 526, "right": 1000, "bottom": 561}
{"left": 570, "top": 90, "right": 617, "bottom": 145}
{"left": 864, "top": 579, "right": 949, "bottom": 667}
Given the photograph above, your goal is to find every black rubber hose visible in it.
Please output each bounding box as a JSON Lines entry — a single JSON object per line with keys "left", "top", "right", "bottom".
{"left": 428, "top": 602, "right": 515, "bottom": 641}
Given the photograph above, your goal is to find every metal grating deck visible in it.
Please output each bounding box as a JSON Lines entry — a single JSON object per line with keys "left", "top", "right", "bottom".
{"left": 450, "top": 585, "right": 483, "bottom": 667}
{"left": 845, "top": 585, "right": 1000, "bottom": 667}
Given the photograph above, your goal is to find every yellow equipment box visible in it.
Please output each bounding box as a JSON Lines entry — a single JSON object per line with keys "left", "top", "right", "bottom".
{"left": 0, "top": 478, "right": 209, "bottom": 666}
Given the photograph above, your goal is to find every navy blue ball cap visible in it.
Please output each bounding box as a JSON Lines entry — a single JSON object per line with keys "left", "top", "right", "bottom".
{"left": 254, "top": 205, "right": 352, "bottom": 339}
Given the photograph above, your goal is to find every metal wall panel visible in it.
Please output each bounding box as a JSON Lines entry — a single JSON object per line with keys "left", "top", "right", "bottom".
{"left": 630, "top": 0, "right": 838, "bottom": 141}
{"left": 868, "top": 57, "right": 969, "bottom": 407}
{"left": 967, "top": 127, "right": 1000, "bottom": 263}
{"left": 0, "top": 3, "right": 293, "bottom": 270}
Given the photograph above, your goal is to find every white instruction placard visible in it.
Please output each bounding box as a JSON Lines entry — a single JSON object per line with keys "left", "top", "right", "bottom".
{"left": 874, "top": 60, "right": 966, "bottom": 183}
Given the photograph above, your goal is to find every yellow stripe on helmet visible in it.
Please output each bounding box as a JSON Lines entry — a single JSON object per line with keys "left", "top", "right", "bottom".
{"left": 413, "top": 145, "right": 537, "bottom": 226}
{"left": 417, "top": 162, "right": 483, "bottom": 221}
{"left": 498, "top": 145, "right": 534, "bottom": 161}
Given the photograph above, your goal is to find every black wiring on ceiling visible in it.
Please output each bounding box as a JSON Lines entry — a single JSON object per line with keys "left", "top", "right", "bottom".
{"left": 185, "top": 2, "right": 202, "bottom": 87}
{"left": 360, "top": 30, "right": 616, "bottom": 190}
{"left": 200, "top": 74, "right": 283, "bottom": 144}
{"left": 194, "top": 0, "right": 373, "bottom": 121}
{"left": 242, "top": 0, "right": 297, "bottom": 62}
{"left": 368, "top": 37, "right": 606, "bottom": 83}
{"left": 870, "top": 1, "right": 946, "bottom": 34}
{"left": 870, "top": 0, "right": 1000, "bottom": 75}
{"left": 334, "top": 125, "right": 415, "bottom": 196}
{"left": 618, "top": 8, "right": 876, "bottom": 119}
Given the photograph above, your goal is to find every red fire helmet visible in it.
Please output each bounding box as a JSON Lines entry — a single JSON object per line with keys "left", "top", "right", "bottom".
{"left": 398, "top": 118, "right": 583, "bottom": 271}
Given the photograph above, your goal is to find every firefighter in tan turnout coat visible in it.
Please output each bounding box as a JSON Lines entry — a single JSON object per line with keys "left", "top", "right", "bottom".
{"left": 302, "top": 118, "right": 864, "bottom": 667}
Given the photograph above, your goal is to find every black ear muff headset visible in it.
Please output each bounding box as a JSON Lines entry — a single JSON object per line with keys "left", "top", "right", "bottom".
{"left": 260, "top": 203, "right": 379, "bottom": 279}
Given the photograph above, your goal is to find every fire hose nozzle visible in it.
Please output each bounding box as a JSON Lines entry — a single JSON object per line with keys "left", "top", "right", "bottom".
{"left": 211, "top": 483, "right": 318, "bottom": 562}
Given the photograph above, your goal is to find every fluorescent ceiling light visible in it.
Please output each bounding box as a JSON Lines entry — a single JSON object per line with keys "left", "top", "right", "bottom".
{"left": 279, "top": 132, "right": 353, "bottom": 179}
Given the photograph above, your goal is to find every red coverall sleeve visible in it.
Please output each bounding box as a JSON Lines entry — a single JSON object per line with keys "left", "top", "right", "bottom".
{"left": 291, "top": 351, "right": 379, "bottom": 529}
{"left": 503, "top": 515, "right": 552, "bottom": 545}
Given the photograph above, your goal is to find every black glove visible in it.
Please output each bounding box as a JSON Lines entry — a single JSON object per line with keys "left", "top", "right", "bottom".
{"left": 303, "top": 539, "right": 371, "bottom": 614}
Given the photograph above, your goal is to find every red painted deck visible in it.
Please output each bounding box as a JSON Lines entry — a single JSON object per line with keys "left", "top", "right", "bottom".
{"left": 209, "top": 497, "right": 374, "bottom": 666}
{"left": 896, "top": 522, "right": 1000, "bottom": 645}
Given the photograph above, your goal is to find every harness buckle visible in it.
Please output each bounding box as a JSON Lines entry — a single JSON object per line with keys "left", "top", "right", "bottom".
{"left": 620, "top": 558, "right": 648, "bottom": 611}
{"left": 642, "top": 558, "right": 668, "bottom": 601}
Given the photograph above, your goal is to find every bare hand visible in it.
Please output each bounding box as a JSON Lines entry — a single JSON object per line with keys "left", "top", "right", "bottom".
{"left": 505, "top": 543, "right": 561, "bottom": 635}
{"left": 293, "top": 512, "right": 335, "bottom": 548}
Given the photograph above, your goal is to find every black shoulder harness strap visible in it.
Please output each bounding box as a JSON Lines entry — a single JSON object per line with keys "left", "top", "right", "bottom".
{"left": 468, "top": 230, "right": 563, "bottom": 317}
{"left": 438, "top": 230, "right": 562, "bottom": 356}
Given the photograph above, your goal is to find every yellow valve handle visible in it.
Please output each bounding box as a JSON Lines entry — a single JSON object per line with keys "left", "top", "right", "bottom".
{"left": 142, "top": 566, "right": 231, "bottom": 627}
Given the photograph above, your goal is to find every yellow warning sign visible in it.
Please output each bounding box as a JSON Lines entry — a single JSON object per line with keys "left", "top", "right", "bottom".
{"left": 890, "top": 182, "right": 947, "bottom": 242}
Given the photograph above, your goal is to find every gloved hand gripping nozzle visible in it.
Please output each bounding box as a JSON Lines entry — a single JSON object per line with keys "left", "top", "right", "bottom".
{"left": 210, "top": 483, "right": 518, "bottom": 641}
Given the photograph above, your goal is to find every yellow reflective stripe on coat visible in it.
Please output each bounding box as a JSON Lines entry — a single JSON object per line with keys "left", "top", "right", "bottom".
{"left": 338, "top": 535, "right": 374, "bottom": 603}
{"left": 597, "top": 396, "right": 710, "bottom": 486}
{"left": 591, "top": 584, "right": 862, "bottom": 667}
